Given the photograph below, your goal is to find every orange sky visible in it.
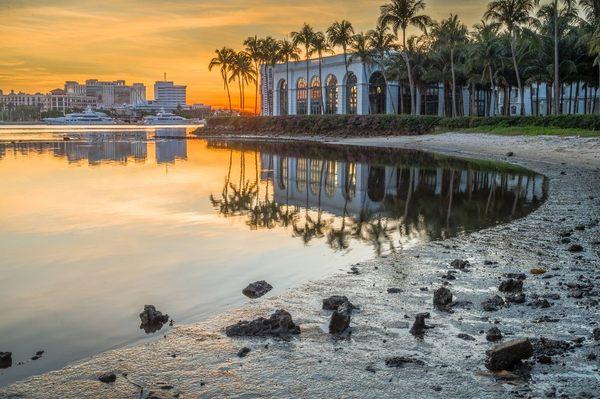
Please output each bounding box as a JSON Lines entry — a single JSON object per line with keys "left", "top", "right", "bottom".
{"left": 0, "top": 0, "right": 492, "bottom": 109}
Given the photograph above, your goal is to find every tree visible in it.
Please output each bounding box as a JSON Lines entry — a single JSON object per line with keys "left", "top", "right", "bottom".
{"left": 229, "top": 51, "right": 256, "bottom": 113}
{"left": 431, "top": 14, "right": 469, "bottom": 117}
{"left": 312, "top": 31, "right": 333, "bottom": 114}
{"left": 485, "top": 0, "right": 539, "bottom": 116}
{"left": 208, "top": 47, "right": 235, "bottom": 112}
{"left": 291, "top": 24, "right": 316, "bottom": 114}
{"left": 278, "top": 39, "right": 301, "bottom": 115}
{"left": 349, "top": 32, "right": 376, "bottom": 114}
{"left": 261, "top": 37, "right": 282, "bottom": 116}
{"left": 379, "top": 0, "right": 432, "bottom": 114}
{"left": 470, "top": 21, "right": 503, "bottom": 116}
{"left": 327, "top": 20, "right": 355, "bottom": 111}
{"left": 243, "top": 36, "right": 264, "bottom": 115}
{"left": 367, "top": 24, "right": 399, "bottom": 113}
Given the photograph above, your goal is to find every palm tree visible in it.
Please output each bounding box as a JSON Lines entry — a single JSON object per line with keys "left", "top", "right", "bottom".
{"left": 229, "top": 51, "right": 256, "bottom": 114}
{"left": 368, "top": 24, "right": 399, "bottom": 113}
{"left": 579, "top": 0, "right": 600, "bottom": 110}
{"left": 431, "top": 14, "right": 469, "bottom": 117}
{"left": 208, "top": 47, "right": 235, "bottom": 112}
{"left": 243, "top": 36, "right": 264, "bottom": 116}
{"left": 470, "top": 21, "right": 503, "bottom": 116}
{"left": 379, "top": 0, "right": 432, "bottom": 115}
{"left": 312, "top": 32, "right": 333, "bottom": 114}
{"left": 278, "top": 39, "right": 301, "bottom": 115}
{"left": 485, "top": 0, "right": 539, "bottom": 116}
{"left": 349, "top": 32, "right": 376, "bottom": 114}
{"left": 291, "top": 24, "right": 316, "bottom": 114}
{"left": 327, "top": 20, "right": 355, "bottom": 111}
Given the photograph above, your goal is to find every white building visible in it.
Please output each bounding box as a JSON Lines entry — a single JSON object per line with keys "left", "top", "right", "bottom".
{"left": 0, "top": 89, "right": 96, "bottom": 112}
{"left": 265, "top": 54, "right": 599, "bottom": 117}
{"left": 154, "top": 81, "right": 187, "bottom": 110}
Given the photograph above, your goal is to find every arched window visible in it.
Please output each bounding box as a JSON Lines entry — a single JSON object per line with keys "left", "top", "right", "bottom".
{"left": 325, "top": 75, "right": 338, "bottom": 114}
{"left": 278, "top": 80, "right": 288, "bottom": 116}
{"left": 310, "top": 76, "right": 322, "bottom": 115}
{"left": 296, "top": 78, "right": 307, "bottom": 115}
{"left": 296, "top": 158, "right": 307, "bottom": 192}
{"left": 369, "top": 72, "right": 386, "bottom": 114}
{"left": 367, "top": 166, "right": 385, "bottom": 202}
{"left": 345, "top": 73, "right": 357, "bottom": 114}
{"left": 325, "top": 161, "right": 338, "bottom": 197}
{"left": 277, "top": 157, "right": 288, "bottom": 190}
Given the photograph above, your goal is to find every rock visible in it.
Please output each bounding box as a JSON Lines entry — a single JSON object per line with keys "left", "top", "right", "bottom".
{"left": 329, "top": 302, "right": 352, "bottom": 335}
{"left": 139, "top": 305, "right": 169, "bottom": 334}
{"left": 568, "top": 244, "right": 584, "bottom": 253}
{"left": 322, "top": 295, "right": 354, "bottom": 311}
{"left": 587, "top": 352, "right": 597, "bottom": 361}
{"left": 530, "top": 299, "right": 551, "bottom": 308}
{"left": 574, "top": 224, "right": 586, "bottom": 231}
{"left": 387, "top": 287, "right": 402, "bottom": 294}
{"left": 486, "top": 327, "right": 503, "bottom": 342}
{"left": 237, "top": 347, "right": 251, "bottom": 358}
{"left": 242, "top": 281, "right": 273, "bottom": 298}
{"left": 561, "top": 237, "right": 572, "bottom": 244}
{"left": 530, "top": 268, "right": 547, "bottom": 275}
{"left": 457, "top": 333, "right": 476, "bottom": 341}
{"left": 499, "top": 279, "right": 523, "bottom": 292}
{"left": 450, "top": 259, "right": 470, "bottom": 270}
{"left": 225, "top": 309, "right": 300, "bottom": 337}
{"left": 506, "top": 151, "right": 514, "bottom": 157}
{"left": 559, "top": 230, "right": 573, "bottom": 237}
{"left": 385, "top": 356, "right": 425, "bottom": 367}
{"left": 537, "top": 355, "right": 553, "bottom": 364}
{"left": 504, "top": 273, "right": 526, "bottom": 280}
{"left": 98, "top": 372, "right": 117, "bottom": 383}
{"left": 433, "top": 287, "right": 453, "bottom": 310}
{"left": 531, "top": 337, "right": 572, "bottom": 357}
{"left": 569, "top": 288, "right": 584, "bottom": 298}
{"left": 482, "top": 295, "right": 505, "bottom": 311}
{"left": 409, "top": 313, "right": 431, "bottom": 337}
{"left": 0, "top": 352, "right": 12, "bottom": 369}
{"left": 593, "top": 328, "right": 600, "bottom": 341}
{"left": 485, "top": 339, "right": 534, "bottom": 371}
{"left": 431, "top": 385, "right": 443, "bottom": 392}
{"left": 505, "top": 292, "right": 526, "bottom": 304}
{"left": 441, "top": 272, "right": 456, "bottom": 280}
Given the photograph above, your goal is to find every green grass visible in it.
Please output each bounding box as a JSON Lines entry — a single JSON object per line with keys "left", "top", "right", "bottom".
{"left": 452, "top": 125, "right": 600, "bottom": 137}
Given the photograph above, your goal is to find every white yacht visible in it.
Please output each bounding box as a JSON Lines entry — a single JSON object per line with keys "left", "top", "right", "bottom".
{"left": 143, "top": 109, "right": 197, "bottom": 125}
{"left": 44, "top": 107, "right": 116, "bottom": 125}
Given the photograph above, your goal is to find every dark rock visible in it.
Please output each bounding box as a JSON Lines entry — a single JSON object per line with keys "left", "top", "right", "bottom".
{"left": 322, "top": 295, "right": 354, "bottom": 311}
{"left": 237, "top": 347, "right": 251, "bottom": 358}
{"left": 499, "top": 279, "right": 523, "bottom": 292}
{"left": 505, "top": 292, "right": 526, "bottom": 304}
{"left": 139, "top": 305, "right": 169, "bottom": 334}
{"left": 568, "top": 244, "right": 584, "bottom": 253}
{"left": 457, "top": 333, "right": 476, "bottom": 341}
{"left": 450, "top": 259, "right": 470, "bottom": 270}
{"left": 504, "top": 273, "right": 526, "bottom": 280}
{"left": 560, "top": 237, "right": 572, "bottom": 244}
{"left": 574, "top": 224, "right": 586, "bottom": 231}
{"left": 433, "top": 287, "right": 453, "bottom": 310}
{"left": 409, "top": 313, "right": 431, "bottom": 337}
{"left": 569, "top": 288, "right": 583, "bottom": 298}
{"left": 506, "top": 151, "right": 514, "bottom": 157}
{"left": 242, "top": 281, "right": 273, "bottom": 299}
{"left": 482, "top": 295, "right": 505, "bottom": 311}
{"left": 329, "top": 302, "right": 352, "bottom": 334}
{"left": 225, "top": 309, "right": 300, "bottom": 337}
{"left": 530, "top": 299, "right": 551, "bottom": 308}
{"left": 0, "top": 352, "right": 12, "bottom": 369}
{"left": 485, "top": 339, "right": 534, "bottom": 371}
{"left": 486, "top": 327, "right": 503, "bottom": 342}
{"left": 387, "top": 287, "right": 402, "bottom": 294}
{"left": 531, "top": 337, "right": 572, "bottom": 357}
{"left": 385, "top": 356, "right": 425, "bottom": 367}
{"left": 431, "top": 385, "right": 443, "bottom": 392}
{"left": 537, "top": 355, "right": 553, "bottom": 364}
{"left": 98, "top": 372, "right": 117, "bottom": 383}
{"left": 593, "top": 328, "right": 600, "bottom": 341}
{"left": 441, "top": 272, "right": 456, "bottom": 280}
{"left": 587, "top": 352, "right": 597, "bottom": 361}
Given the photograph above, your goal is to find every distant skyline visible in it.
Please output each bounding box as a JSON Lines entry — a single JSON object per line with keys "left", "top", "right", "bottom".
{"left": 1, "top": 0, "right": 494, "bottom": 108}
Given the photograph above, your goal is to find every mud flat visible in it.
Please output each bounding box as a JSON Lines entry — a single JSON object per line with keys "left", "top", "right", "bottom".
{"left": 1, "top": 133, "right": 599, "bottom": 399}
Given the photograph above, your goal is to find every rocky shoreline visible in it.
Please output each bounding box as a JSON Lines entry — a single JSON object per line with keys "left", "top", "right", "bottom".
{"left": 1, "top": 133, "right": 599, "bottom": 399}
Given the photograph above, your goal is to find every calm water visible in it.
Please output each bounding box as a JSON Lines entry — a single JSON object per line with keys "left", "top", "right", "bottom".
{"left": 0, "top": 127, "right": 548, "bottom": 385}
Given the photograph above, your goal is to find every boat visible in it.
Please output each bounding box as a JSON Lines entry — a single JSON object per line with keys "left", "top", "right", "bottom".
{"left": 143, "top": 109, "right": 197, "bottom": 125}
{"left": 44, "top": 107, "right": 116, "bottom": 125}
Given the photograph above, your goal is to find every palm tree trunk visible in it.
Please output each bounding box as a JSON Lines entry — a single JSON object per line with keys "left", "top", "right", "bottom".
{"left": 488, "top": 67, "right": 496, "bottom": 116}
{"left": 510, "top": 35, "right": 524, "bottom": 116}
{"left": 254, "top": 62, "right": 259, "bottom": 116}
{"left": 553, "top": 0, "right": 560, "bottom": 115}
{"left": 319, "top": 55, "right": 325, "bottom": 115}
{"left": 343, "top": 45, "right": 349, "bottom": 113}
{"left": 224, "top": 72, "right": 232, "bottom": 113}
{"left": 286, "top": 60, "right": 290, "bottom": 116}
{"left": 402, "top": 28, "right": 416, "bottom": 115}
{"left": 451, "top": 48, "right": 457, "bottom": 118}
{"left": 306, "top": 46, "right": 310, "bottom": 115}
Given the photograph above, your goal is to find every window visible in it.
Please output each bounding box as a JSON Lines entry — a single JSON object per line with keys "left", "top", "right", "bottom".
{"left": 296, "top": 158, "right": 307, "bottom": 191}
{"left": 310, "top": 76, "right": 322, "bottom": 115}
{"left": 325, "top": 75, "right": 338, "bottom": 114}
{"left": 369, "top": 72, "right": 386, "bottom": 114}
{"left": 346, "top": 73, "right": 358, "bottom": 114}
{"left": 278, "top": 80, "right": 288, "bottom": 115}
{"left": 296, "top": 78, "right": 307, "bottom": 115}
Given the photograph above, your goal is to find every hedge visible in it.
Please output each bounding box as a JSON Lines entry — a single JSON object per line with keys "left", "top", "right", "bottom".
{"left": 199, "top": 114, "right": 599, "bottom": 137}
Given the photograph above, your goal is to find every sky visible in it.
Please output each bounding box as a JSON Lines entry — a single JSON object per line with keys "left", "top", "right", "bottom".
{"left": 0, "top": 0, "right": 491, "bottom": 109}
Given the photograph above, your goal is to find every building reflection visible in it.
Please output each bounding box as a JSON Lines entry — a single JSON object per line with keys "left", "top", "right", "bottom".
{"left": 209, "top": 141, "right": 548, "bottom": 254}
{"left": 0, "top": 129, "right": 188, "bottom": 165}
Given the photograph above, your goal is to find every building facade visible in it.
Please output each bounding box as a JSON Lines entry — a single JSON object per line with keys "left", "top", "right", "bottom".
{"left": 265, "top": 54, "right": 599, "bottom": 117}
{"left": 0, "top": 89, "right": 96, "bottom": 112}
{"left": 154, "top": 81, "right": 187, "bottom": 110}
{"left": 79, "top": 79, "right": 147, "bottom": 107}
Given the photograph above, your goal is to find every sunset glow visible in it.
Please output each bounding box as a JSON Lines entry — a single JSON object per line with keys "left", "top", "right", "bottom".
{"left": 0, "top": 0, "right": 490, "bottom": 108}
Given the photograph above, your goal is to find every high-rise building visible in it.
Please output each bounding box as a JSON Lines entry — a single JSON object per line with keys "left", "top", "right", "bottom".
{"left": 154, "top": 81, "right": 186, "bottom": 110}
{"left": 66, "top": 79, "right": 147, "bottom": 107}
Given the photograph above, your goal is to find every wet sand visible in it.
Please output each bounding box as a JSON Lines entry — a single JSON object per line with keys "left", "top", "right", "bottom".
{"left": 2, "top": 133, "right": 599, "bottom": 399}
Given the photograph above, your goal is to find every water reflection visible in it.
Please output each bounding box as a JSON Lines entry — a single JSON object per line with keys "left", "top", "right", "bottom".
{"left": 0, "top": 128, "right": 188, "bottom": 165}
{"left": 208, "top": 141, "right": 547, "bottom": 255}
